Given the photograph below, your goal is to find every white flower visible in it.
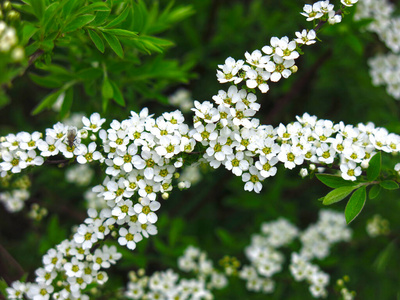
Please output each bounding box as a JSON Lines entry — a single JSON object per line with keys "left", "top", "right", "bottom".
{"left": 76, "top": 142, "right": 103, "bottom": 164}
{"left": 242, "top": 166, "right": 265, "bottom": 193}
{"left": 118, "top": 227, "right": 140, "bottom": 250}
{"left": 64, "top": 257, "right": 85, "bottom": 277}
{"left": 255, "top": 156, "right": 278, "bottom": 178}
{"left": 340, "top": 161, "right": 361, "bottom": 181}
{"left": 134, "top": 198, "right": 161, "bottom": 224}
{"left": 295, "top": 29, "right": 316, "bottom": 45}
{"left": 82, "top": 112, "right": 106, "bottom": 132}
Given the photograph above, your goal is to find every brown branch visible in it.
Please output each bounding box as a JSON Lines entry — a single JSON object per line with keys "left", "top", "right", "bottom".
{"left": 0, "top": 244, "right": 25, "bottom": 285}
{"left": 263, "top": 50, "right": 332, "bottom": 124}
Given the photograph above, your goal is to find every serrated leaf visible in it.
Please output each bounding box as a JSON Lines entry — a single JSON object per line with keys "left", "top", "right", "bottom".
{"left": 60, "top": 87, "right": 73, "bottom": 119}
{"left": 64, "top": 15, "right": 95, "bottom": 32}
{"left": 101, "top": 28, "right": 138, "bottom": 38}
{"left": 367, "top": 152, "right": 381, "bottom": 181}
{"left": 32, "top": 89, "right": 64, "bottom": 115}
{"left": 110, "top": 80, "right": 125, "bottom": 106}
{"left": 102, "top": 78, "right": 114, "bottom": 100}
{"left": 369, "top": 184, "right": 381, "bottom": 199}
{"left": 316, "top": 174, "right": 359, "bottom": 188}
{"left": 345, "top": 186, "right": 366, "bottom": 224}
{"left": 105, "top": 6, "right": 130, "bottom": 28}
{"left": 380, "top": 180, "right": 399, "bottom": 190}
{"left": 322, "top": 186, "right": 357, "bottom": 205}
{"left": 88, "top": 29, "right": 105, "bottom": 53}
{"left": 102, "top": 32, "right": 124, "bottom": 58}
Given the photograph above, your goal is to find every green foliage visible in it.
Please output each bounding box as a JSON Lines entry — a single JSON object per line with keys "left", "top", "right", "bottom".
{"left": 367, "top": 152, "right": 381, "bottom": 181}
{"left": 321, "top": 186, "right": 358, "bottom": 205}
{"left": 345, "top": 186, "right": 366, "bottom": 224}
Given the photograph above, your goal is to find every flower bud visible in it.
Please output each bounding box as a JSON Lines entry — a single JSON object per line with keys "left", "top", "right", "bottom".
{"left": 290, "top": 65, "right": 298, "bottom": 73}
{"left": 177, "top": 182, "right": 186, "bottom": 189}
{"left": 309, "top": 164, "right": 316, "bottom": 171}
{"left": 3, "top": 1, "right": 12, "bottom": 12}
{"left": 7, "top": 10, "right": 20, "bottom": 22}
{"left": 299, "top": 168, "right": 308, "bottom": 178}
{"left": 161, "top": 192, "right": 169, "bottom": 200}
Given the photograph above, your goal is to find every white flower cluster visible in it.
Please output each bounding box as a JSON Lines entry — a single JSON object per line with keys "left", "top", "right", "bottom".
{"left": 0, "top": 188, "right": 29, "bottom": 212}
{"left": 123, "top": 210, "right": 352, "bottom": 300}
{"left": 299, "top": 209, "right": 352, "bottom": 259}
{"left": 355, "top": 0, "right": 400, "bottom": 99}
{"left": 0, "top": 174, "right": 31, "bottom": 212}
{"left": 124, "top": 246, "right": 227, "bottom": 300}
{"left": 6, "top": 235, "right": 122, "bottom": 300}
{"left": 168, "top": 88, "right": 194, "bottom": 113}
{"left": 366, "top": 214, "right": 390, "bottom": 237}
{"left": 0, "top": 20, "right": 17, "bottom": 52}
{"left": 66, "top": 164, "right": 94, "bottom": 186}
{"left": 194, "top": 86, "right": 400, "bottom": 192}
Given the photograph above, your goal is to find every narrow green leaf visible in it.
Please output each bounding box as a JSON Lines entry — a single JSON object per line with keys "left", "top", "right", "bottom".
{"left": 0, "top": 278, "right": 8, "bottom": 297}
{"left": 62, "top": 0, "right": 80, "bottom": 17}
{"left": 60, "top": 87, "right": 73, "bottom": 119}
{"left": 78, "top": 2, "right": 110, "bottom": 15}
{"left": 101, "top": 28, "right": 138, "bottom": 38}
{"left": 105, "top": 6, "right": 130, "bottom": 28}
{"left": 29, "top": 73, "right": 63, "bottom": 88}
{"left": 368, "top": 184, "right": 381, "bottom": 199}
{"left": 110, "top": 80, "right": 125, "bottom": 106}
{"left": 316, "top": 174, "right": 359, "bottom": 189}
{"left": 88, "top": 29, "right": 105, "bottom": 53}
{"left": 21, "top": 24, "right": 38, "bottom": 45}
{"left": 32, "top": 89, "right": 63, "bottom": 115}
{"left": 31, "top": 0, "right": 45, "bottom": 20}
{"left": 102, "top": 32, "right": 124, "bottom": 58}
{"left": 92, "top": 10, "right": 111, "bottom": 26}
{"left": 374, "top": 241, "right": 396, "bottom": 273}
{"left": 76, "top": 68, "right": 103, "bottom": 80}
{"left": 380, "top": 180, "right": 399, "bottom": 190}
{"left": 345, "top": 186, "right": 367, "bottom": 224}
{"left": 367, "top": 152, "right": 381, "bottom": 181}
{"left": 102, "top": 78, "right": 114, "bottom": 100}
{"left": 64, "top": 15, "right": 95, "bottom": 32}
{"left": 322, "top": 186, "right": 357, "bottom": 205}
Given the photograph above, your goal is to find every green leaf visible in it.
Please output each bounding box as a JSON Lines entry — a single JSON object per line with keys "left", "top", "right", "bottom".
{"left": 76, "top": 68, "right": 103, "bottom": 80}
{"left": 110, "top": 80, "right": 125, "bottom": 106}
{"left": 32, "top": 89, "right": 64, "bottom": 115}
{"left": 369, "top": 184, "right": 381, "bottom": 199}
{"left": 380, "top": 180, "right": 399, "bottom": 190}
{"left": 78, "top": 2, "right": 110, "bottom": 15}
{"left": 62, "top": 0, "right": 80, "bottom": 17}
{"left": 0, "top": 278, "right": 8, "bottom": 297}
{"left": 316, "top": 174, "right": 359, "bottom": 189}
{"left": 101, "top": 28, "right": 138, "bottom": 38}
{"left": 31, "top": 0, "right": 45, "bottom": 20}
{"left": 102, "top": 78, "right": 114, "bottom": 100}
{"left": 92, "top": 10, "right": 111, "bottom": 26}
{"left": 367, "top": 152, "right": 381, "bottom": 181}
{"left": 322, "top": 186, "right": 357, "bottom": 205}
{"left": 64, "top": 15, "right": 95, "bottom": 32}
{"left": 88, "top": 29, "right": 105, "bottom": 53}
{"left": 29, "top": 73, "right": 63, "bottom": 88}
{"left": 216, "top": 228, "right": 235, "bottom": 247}
{"left": 102, "top": 32, "right": 124, "bottom": 58}
{"left": 168, "top": 218, "right": 184, "bottom": 247}
{"left": 21, "top": 24, "right": 38, "bottom": 45}
{"left": 60, "top": 87, "right": 73, "bottom": 119}
{"left": 105, "top": 6, "right": 130, "bottom": 28}
{"left": 374, "top": 241, "right": 396, "bottom": 273}
{"left": 345, "top": 186, "right": 367, "bottom": 224}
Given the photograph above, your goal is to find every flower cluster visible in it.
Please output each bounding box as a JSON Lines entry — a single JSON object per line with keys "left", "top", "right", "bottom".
{"left": 66, "top": 164, "right": 94, "bottom": 186}
{"left": 1, "top": 1, "right": 383, "bottom": 299}
{"left": 239, "top": 210, "right": 351, "bottom": 298}
{"left": 168, "top": 88, "right": 194, "bottom": 113}
{"left": 0, "top": 174, "right": 30, "bottom": 212}
{"left": 355, "top": 0, "right": 400, "bottom": 99}
{"left": 6, "top": 236, "right": 122, "bottom": 300}
{"left": 366, "top": 214, "right": 390, "bottom": 237}
{"left": 0, "top": 17, "right": 24, "bottom": 61}
{"left": 124, "top": 247, "right": 227, "bottom": 300}
{"left": 122, "top": 210, "right": 352, "bottom": 299}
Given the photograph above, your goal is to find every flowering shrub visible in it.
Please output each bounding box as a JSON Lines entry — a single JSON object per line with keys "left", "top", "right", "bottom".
{"left": 1, "top": 0, "right": 400, "bottom": 299}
